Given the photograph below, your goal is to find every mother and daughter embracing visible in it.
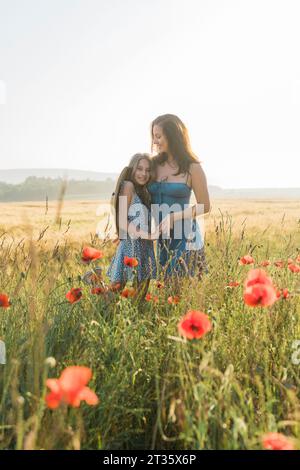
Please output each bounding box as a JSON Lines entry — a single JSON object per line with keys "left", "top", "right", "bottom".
{"left": 106, "top": 114, "right": 211, "bottom": 298}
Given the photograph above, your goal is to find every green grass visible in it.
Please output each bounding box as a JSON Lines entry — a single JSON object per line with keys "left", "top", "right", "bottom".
{"left": 0, "top": 213, "right": 300, "bottom": 449}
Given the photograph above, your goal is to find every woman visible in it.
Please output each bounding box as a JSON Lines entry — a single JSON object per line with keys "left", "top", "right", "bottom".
{"left": 148, "top": 114, "right": 210, "bottom": 282}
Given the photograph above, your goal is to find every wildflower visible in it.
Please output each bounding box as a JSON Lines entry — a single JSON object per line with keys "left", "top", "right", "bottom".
{"left": 156, "top": 281, "right": 164, "bottom": 289}
{"left": 145, "top": 294, "right": 159, "bottom": 303}
{"left": 124, "top": 256, "right": 139, "bottom": 268}
{"left": 81, "top": 247, "right": 103, "bottom": 264}
{"left": 121, "top": 287, "right": 136, "bottom": 298}
{"left": 66, "top": 288, "right": 82, "bottom": 304}
{"left": 109, "top": 282, "right": 122, "bottom": 292}
{"left": 262, "top": 432, "right": 294, "bottom": 450}
{"left": 282, "top": 288, "right": 289, "bottom": 299}
{"left": 276, "top": 289, "right": 281, "bottom": 299}
{"left": 46, "top": 366, "right": 99, "bottom": 409}
{"left": 168, "top": 295, "right": 180, "bottom": 304}
{"left": 239, "top": 255, "right": 255, "bottom": 265}
{"left": 0, "top": 294, "right": 11, "bottom": 308}
{"left": 274, "top": 260, "right": 284, "bottom": 268}
{"left": 226, "top": 281, "right": 240, "bottom": 288}
{"left": 288, "top": 263, "right": 300, "bottom": 273}
{"left": 245, "top": 268, "right": 274, "bottom": 287}
{"left": 243, "top": 269, "right": 278, "bottom": 307}
{"left": 244, "top": 284, "right": 278, "bottom": 307}
{"left": 178, "top": 310, "right": 212, "bottom": 340}
{"left": 91, "top": 287, "right": 106, "bottom": 295}
{"left": 260, "top": 260, "right": 271, "bottom": 267}
{"left": 296, "top": 255, "right": 300, "bottom": 263}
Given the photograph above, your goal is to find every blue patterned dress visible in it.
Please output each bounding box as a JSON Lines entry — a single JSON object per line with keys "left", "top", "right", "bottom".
{"left": 148, "top": 181, "right": 207, "bottom": 278}
{"left": 107, "top": 191, "right": 157, "bottom": 283}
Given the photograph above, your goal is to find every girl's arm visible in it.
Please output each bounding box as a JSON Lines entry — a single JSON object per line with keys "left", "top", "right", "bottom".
{"left": 119, "top": 182, "right": 157, "bottom": 240}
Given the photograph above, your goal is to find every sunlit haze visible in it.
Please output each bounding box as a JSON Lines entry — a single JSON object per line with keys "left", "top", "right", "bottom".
{"left": 1, "top": 0, "right": 300, "bottom": 188}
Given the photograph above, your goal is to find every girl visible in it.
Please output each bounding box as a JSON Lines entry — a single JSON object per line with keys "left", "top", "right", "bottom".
{"left": 107, "top": 153, "right": 157, "bottom": 297}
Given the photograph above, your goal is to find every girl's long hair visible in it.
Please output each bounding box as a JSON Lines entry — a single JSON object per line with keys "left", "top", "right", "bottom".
{"left": 151, "top": 114, "right": 200, "bottom": 177}
{"left": 111, "top": 153, "right": 152, "bottom": 236}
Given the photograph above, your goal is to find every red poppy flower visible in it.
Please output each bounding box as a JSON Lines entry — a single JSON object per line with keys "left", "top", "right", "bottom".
{"left": 226, "top": 281, "right": 240, "bottom": 288}
{"left": 282, "top": 288, "right": 289, "bottom": 299}
{"left": 0, "top": 294, "right": 11, "bottom": 308}
{"left": 260, "top": 260, "right": 271, "bottom": 267}
{"left": 243, "top": 269, "right": 277, "bottom": 307}
{"left": 109, "top": 282, "right": 122, "bottom": 292}
{"left": 288, "top": 263, "right": 300, "bottom": 273}
{"left": 121, "top": 287, "right": 136, "bottom": 298}
{"left": 124, "top": 256, "right": 139, "bottom": 268}
{"left": 287, "top": 258, "right": 294, "bottom": 265}
{"left": 276, "top": 289, "right": 281, "bottom": 299}
{"left": 244, "top": 284, "right": 278, "bottom": 307}
{"left": 81, "top": 247, "right": 103, "bottom": 264}
{"left": 178, "top": 310, "right": 212, "bottom": 340}
{"left": 245, "top": 269, "right": 274, "bottom": 287}
{"left": 239, "top": 255, "right": 255, "bottom": 265}
{"left": 262, "top": 432, "right": 294, "bottom": 450}
{"left": 274, "top": 260, "right": 284, "bottom": 268}
{"left": 168, "top": 295, "right": 180, "bottom": 304}
{"left": 91, "top": 287, "right": 106, "bottom": 295}
{"left": 45, "top": 366, "right": 99, "bottom": 409}
{"left": 145, "top": 294, "right": 159, "bottom": 303}
{"left": 66, "top": 288, "right": 82, "bottom": 304}
{"left": 296, "top": 255, "right": 300, "bottom": 263}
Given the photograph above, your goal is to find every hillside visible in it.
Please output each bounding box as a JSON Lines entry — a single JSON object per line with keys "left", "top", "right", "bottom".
{"left": 0, "top": 168, "right": 118, "bottom": 184}
{"left": 0, "top": 169, "right": 299, "bottom": 201}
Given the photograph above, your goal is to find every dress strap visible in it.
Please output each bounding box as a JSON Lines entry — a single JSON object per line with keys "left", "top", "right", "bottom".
{"left": 186, "top": 171, "right": 192, "bottom": 188}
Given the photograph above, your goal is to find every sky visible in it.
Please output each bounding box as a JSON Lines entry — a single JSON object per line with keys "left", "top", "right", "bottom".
{"left": 0, "top": 0, "right": 300, "bottom": 188}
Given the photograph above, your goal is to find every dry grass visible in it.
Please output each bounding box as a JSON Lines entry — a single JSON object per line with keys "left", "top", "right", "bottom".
{"left": 1, "top": 198, "right": 299, "bottom": 244}
{"left": 1, "top": 197, "right": 300, "bottom": 449}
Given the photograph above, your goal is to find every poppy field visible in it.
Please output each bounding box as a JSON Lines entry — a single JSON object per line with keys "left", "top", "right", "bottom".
{"left": 0, "top": 198, "right": 300, "bottom": 450}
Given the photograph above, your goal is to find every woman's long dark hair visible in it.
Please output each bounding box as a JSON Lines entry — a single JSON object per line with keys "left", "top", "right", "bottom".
{"left": 151, "top": 114, "right": 199, "bottom": 176}
{"left": 111, "top": 153, "right": 152, "bottom": 237}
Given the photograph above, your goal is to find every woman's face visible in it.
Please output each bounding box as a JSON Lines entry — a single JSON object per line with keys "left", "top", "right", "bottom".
{"left": 152, "top": 124, "right": 169, "bottom": 154}
{"left": 132, "top": 158, "right": 151, "bottom": 185}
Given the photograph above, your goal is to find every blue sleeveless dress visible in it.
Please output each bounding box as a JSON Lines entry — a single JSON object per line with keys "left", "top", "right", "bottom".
{"left": 107, "top": 192, "right": 157, "bottom": 283}
{"left": 148, "top": 181, "right": 207, "bottom": 278}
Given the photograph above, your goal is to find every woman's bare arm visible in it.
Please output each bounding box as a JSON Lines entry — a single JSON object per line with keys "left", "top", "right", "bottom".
{"left": 190, "top": 162, "right": 211, "bottom": 215}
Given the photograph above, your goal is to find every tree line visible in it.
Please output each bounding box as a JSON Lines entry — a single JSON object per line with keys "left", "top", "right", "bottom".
{"left": 0, "top": 177, "right": 116, "bottom": 202}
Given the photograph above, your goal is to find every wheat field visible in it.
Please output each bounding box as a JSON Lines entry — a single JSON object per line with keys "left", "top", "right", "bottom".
{"left": 0, "top": 198, "right": 300, "bottom": 450}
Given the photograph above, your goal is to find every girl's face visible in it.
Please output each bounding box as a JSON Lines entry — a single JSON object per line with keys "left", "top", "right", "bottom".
{"left": 132, "top": 158, "right": 151, "bottom": 186}
{"left": 152, "top": 124, "right": 169, "bottom": 153}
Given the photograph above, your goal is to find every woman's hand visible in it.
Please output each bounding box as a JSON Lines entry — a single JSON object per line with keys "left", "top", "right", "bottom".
{"left": 148, "top": 224, "right": 160, "bottom": 241}
{"left": 159, "top": 213, "right": 174, "bottom": 237}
